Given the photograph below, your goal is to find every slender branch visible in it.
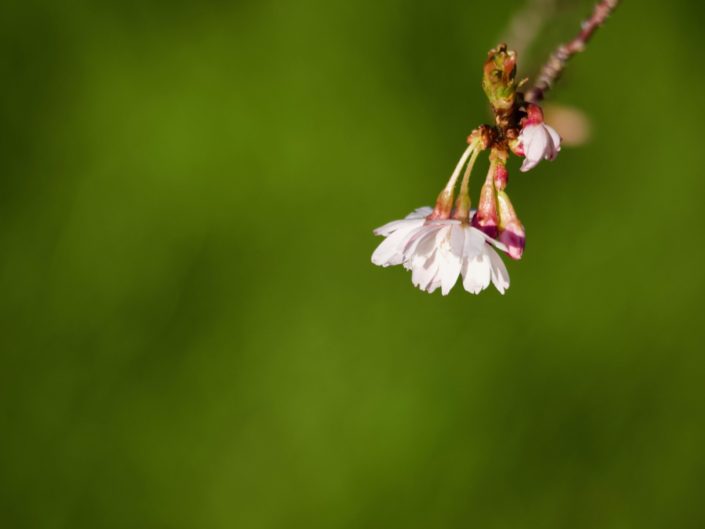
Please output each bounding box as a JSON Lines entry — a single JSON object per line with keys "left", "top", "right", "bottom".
{"left": 524, "top": 0, "right": 620, "bottom": 104}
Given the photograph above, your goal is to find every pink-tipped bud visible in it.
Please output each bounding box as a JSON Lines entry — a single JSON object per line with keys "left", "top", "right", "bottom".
{"left": 472, "top": 179, "right": 499, "bottom": 238}
{"left": 496, "top": 190, "right": 525, "bottom": 260}
{"left": 499, "top": 219, "right": 525, "bottom": 260}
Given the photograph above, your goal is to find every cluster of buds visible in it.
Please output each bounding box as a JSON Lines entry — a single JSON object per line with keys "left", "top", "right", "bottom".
{"left": 371, "top": 44, "right": 562, "bottom": 295}
{"left": 478, "top": 44, "right": 562, "bottom": 259}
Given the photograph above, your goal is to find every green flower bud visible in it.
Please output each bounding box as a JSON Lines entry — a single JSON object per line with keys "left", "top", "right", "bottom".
{"left": 482, "top": 44, "right": 518, "bottom": 115}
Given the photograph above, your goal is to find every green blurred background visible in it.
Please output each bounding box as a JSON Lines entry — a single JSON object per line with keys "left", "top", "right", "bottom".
{"left": 2, "top": 0, "right": 704, "bottom": 527}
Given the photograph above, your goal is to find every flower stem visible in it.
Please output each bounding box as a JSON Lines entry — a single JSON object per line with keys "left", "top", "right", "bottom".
{"left": 452, "top": 146, "right": 482, "bottom": 221}
{"left": 429, "top": 143, "right": 476, "bottom": 219}
{"left": 446, "top": 143, "right": 476, "bottom": 195}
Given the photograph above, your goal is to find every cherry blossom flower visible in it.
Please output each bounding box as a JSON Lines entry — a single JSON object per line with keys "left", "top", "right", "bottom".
{"left": 372, "top": 208, "right": 510, "bottom": 295}
{"left": 518, "top": 104, "right": 562, "bottom": 172}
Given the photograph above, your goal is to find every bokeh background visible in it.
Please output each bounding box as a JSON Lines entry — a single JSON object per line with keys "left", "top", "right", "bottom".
{"left": 2, "top": 0, "right": 705, "bottom": 527}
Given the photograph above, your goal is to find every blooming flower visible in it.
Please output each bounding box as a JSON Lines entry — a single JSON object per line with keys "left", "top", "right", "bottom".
{"left": 518, "top": 104, "right": 562, "bottom": 172}
{"left": 371, "top": 207, "right": 510, "bottom": 295}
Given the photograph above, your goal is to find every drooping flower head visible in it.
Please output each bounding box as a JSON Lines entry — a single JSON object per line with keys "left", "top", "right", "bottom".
{"left": 372, "top": 131, "right": 512, "bottom": 296}
{"left": 372, "top": 208, "right": 510, "bottom": 295}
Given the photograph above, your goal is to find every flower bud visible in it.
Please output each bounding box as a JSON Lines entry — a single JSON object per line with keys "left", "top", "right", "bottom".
{"left": 496, "top": 190, "right": 525, "bottom": 260}
{"left": 482, "top": 44, "right": 517, "bottom": 115}
{"left": 499, "top": 219, "right": 525, "bottom": 260}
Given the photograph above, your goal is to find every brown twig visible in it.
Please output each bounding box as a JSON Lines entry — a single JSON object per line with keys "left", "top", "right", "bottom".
{"left": 524, "top": 0, "right": 620, "bottom": 104}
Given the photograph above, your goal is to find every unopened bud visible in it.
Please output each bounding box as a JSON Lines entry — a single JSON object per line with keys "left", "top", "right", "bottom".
{"left": 482, "top": 44, "right": 517, "bottom": 115}
{"left": 496, "top": 191, "right": 525, "bottom": 260}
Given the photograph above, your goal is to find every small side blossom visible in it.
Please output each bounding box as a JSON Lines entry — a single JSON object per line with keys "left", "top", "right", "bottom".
{"left": 518, "top": 104, "right": 562, "bottom": 172}
{"left": 372, "top": 208, "right": 510, "bottom": 295}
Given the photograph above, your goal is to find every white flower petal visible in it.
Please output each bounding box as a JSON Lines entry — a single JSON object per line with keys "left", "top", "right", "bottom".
{"left": 519, "top": 122, "right": 562, "bottom": 172}
{"left": 372, "top": 209, "right": 511, "bottom": 296}
{"left": 477, "top": 232, "right": 508, "bottom": 253}
{"left": 371, "top": 221, "right": 423, "bottom": 266}
{"left": 520, "top": 157, "right": 539, "bottom": 172}
{"left": 373, "top": 217, "right": 423, "bottom": 237}
{"left": 525, "top": 126, "right": 550, "bottom": 161}
{"left": 413, "top": 225, "right": 442, "bottom": 259}
{"left": 463, "top": 226, "right": 486, "bottom": 258}
{"left": 438, "top": 254, "right": 462, "bottom": 295}
{"left": 488, "top": 247, "right": 510, "bottom": 294}
{"left": 411, "top": 248, "right": 439, "bottom": 291}
{"left": 449, "top": 223, "right": 465, "bottom": 255}
{"left": 427, "top": 278, "right": 443, "bottom": 293}
{"left": 429, "top": 226, "right": 457, "bottom": 293}
{"left": 401, "top": 224, "right": 437, "bottom": 268}
{"left": 436, "top": 224, "right": 466, "bottom": 295}
{"left": 546, "top": 125, "right": 562, "bottom": 157}
{"left": 462, "top": 252, "right": 491, "bottom": 294}
{"left": 405, "top": 207, "right": 433, "bottom": 220}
